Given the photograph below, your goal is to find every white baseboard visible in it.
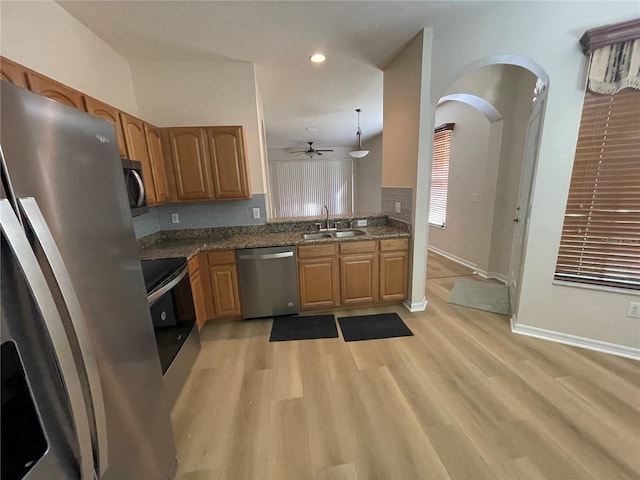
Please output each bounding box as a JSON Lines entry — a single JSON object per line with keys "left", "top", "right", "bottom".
{"left": 427, "top": 246, "right": 507, "bottom": 284}
{"left": 474, "top": 267, "right": 508, "bottom": 284}
{"left": 427, "top": 246, "right": 476, "bottom": 271}
{"left": 511, "top": 321, "right": 640, "bottom": 361}
{"left": 403, "top": 297, "right": 428, "bottom": 312}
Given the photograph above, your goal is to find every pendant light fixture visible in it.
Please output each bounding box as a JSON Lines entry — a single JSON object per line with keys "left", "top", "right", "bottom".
{"left": 349, "top": 108, "right": 369, "bottom": 159}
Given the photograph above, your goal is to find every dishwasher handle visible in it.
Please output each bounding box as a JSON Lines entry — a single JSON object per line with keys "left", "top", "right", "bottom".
{"left": 237, "top": 251, "right": 294, "bottom": 261}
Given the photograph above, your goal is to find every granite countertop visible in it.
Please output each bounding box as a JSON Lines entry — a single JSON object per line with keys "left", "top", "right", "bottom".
{"left": 138, "top": 225, "right": 410, "bottom": 260}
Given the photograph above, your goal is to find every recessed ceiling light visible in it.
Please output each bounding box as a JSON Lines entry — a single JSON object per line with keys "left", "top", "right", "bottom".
{"left": 309, "top": 53, "right": 326, "bottom": 63}
{"left": 305, "top": 127, "right": 320, "bottom": 131}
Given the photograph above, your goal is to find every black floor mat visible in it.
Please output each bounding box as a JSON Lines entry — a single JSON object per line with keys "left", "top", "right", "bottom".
{"left": 269, "top": 314, "right": 338, "bottom": 342}
{"left": 337, "top": 312, "right": 413, "bottom": 342}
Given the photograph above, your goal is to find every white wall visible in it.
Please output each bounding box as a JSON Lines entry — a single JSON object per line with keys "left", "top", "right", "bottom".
{"left": 382, "top": 31, "right": 424, "bottom": 188}
{"left": 0, "top": 0, "right": 138, "bottom": 114}
{"left": 428, "top": 101, "right": 498, "bottom": 273}
{"left": 355, "top": 133, "right": 382, "bottom": 214}
{"left": 129, "top": 61, "right": 266, "bottom": 194}
{"left": 420, "top": 1, "right": 640, "bottom": 350}
{"left": 383, "top": 30, "right": 433, "bottom": 309}
{"left": 445, "top": 65, "right": 537, "bottom": 277}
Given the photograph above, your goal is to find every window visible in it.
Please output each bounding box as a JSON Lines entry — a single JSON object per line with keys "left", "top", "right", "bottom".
{"left": 269, "top": 159, "right": 353, "bottom": 218}
{"left": 554, "top": 87, "right": 640, "bottom": 290}
{"left": 429, "top": 123, "right": 454, "bottom": 227}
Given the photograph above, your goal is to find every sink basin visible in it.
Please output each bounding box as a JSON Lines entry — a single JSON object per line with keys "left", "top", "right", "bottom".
{"left": 301, "top": 232, "right": 333, "bottom": 240}
{"left": 301, "top": 230, "right": 367, "bottom": 240}
{"left": 332, "top": 230, "right": 366, "bottom": 238}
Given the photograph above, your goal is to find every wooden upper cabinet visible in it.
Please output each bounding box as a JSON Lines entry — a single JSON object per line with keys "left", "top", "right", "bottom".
{"left": 120, "top": 112, "right": 157, "bottom": 205}
{"left": 84, "top": 96, "right": 127, "bottom": 157}
{"left": 25, "top": 72, "right": 86, "bottom": 111}
{"left": 144, "top": 123, "right": 171, "bottom": 203}
{"left": 167, "top": 128, "right": 214, "bottom": 201}
{"left": 205, "top": 126, "right": 251, "bottom": 199}
{"left": 1, "top": 57, "right": 28, "bottom": 88}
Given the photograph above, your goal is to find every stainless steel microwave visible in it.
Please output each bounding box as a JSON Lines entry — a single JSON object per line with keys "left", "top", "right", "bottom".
{"left": 122, "top": 158, "right": 148, "bottom": 216}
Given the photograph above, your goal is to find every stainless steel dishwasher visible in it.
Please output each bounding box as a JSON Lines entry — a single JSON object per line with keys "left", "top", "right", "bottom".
{"left": 237, "top": 245, "right": 299, "bottom": 318}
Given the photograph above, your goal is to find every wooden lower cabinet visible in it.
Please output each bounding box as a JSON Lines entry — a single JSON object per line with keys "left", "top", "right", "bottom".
{"left": 379, "top": 238, "right": 409, "bottom": 302}
{"left": 207, "top": 251, "right": 242, "bottom": 319}
{"left": 339, "top": 241, "right": 378, "bottom": 305}
{"left": 297, "top": 244, "right": 339, "bottom": 310}
{"left": 188, "top": 255, "right": 208, "bottom": 331}
{"left": 298, "top": 239, "right": 408, "bottom": 310}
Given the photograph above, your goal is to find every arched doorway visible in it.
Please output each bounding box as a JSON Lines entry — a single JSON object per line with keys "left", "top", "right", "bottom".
{"left": 424, "top": 56, "right": 549, "bottom": 321}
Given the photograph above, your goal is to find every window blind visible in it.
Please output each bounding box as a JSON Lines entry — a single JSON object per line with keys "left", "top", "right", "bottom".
{"left": 269, "top": 159, "right": 353, "bottom": 218}
{"left": 555, "top": 87, "right": 640, "bottom": 290}
{"left": 429, "top": 124, "right": 454, "bottom": 227}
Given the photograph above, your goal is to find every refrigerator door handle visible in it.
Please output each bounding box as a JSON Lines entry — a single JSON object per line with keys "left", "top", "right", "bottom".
{"left": 0, "top": 199, "right": 94, "bottom": 480}
{"left": 18, "top": 197, "right": 109, "bottom": 478}
{"left": 131, "top": 170, "right": 145, "bottom": 207}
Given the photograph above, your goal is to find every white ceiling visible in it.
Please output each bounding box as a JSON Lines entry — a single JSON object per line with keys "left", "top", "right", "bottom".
{"left": 57, "top": 1, "right": 491, "bottom": 149}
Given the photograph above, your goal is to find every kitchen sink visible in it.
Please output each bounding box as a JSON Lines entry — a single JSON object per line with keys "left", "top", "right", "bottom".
{"left": 301, "top": 230, "right": 367, "bottom": 240}
{"left": 332, "top": 230, "right": 366, "bottom": 238}
{"left": 301, "top": 232, "right": 333, "bottom": 240}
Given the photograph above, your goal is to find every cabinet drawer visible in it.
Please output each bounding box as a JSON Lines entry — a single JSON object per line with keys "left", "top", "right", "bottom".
{"left": 380, "top": 238, "right": 409, "bottom": 252}
{"left": 207, "top": 250, "right": 236, "bottom": 266}
{"left": 339, "top": 241, "right": 377, "bottom": 255}
{"left": 298, "top": 243, "right": 338, "bottom": 259}
{"left": 188, "top": 255, "right": 200, "bottom": 275}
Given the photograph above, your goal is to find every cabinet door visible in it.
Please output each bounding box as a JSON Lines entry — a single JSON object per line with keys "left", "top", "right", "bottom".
{"left": 208, "top": 263, "right": 242, "bottom": 319}
{"left": 206, "top": 126, "right": 251, "bottom": 199}
{"left": 168, "top": 128, "right": 214, "bottom": 201}
{"left": 379, "top": 251, "right": 408, "bottom": 302}
{"left": 120, "top": 112, "right": 157, "bottom": 204}
{"left": 25, "top": 72, "right": 86, "bottom": 111}
{"left": 340, "top": 253, "right": 379, "bottom": 305}
{"left": 189, "top": 257, "right": 207, "bottom": 331}
{"left": 1, "top": 57, "right": 28, "bottom": 88}
{"left": 84, "top": 96, "right": 127, "bottom": 157}
{"left": 298, "top": 257, "right": 340, "bottom": 309}
{"left": 144, "top": 123, "right": 171, "bottom": 204}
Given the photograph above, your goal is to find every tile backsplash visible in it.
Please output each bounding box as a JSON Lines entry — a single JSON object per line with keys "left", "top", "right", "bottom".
{"left": 382, "top": 187, "right": 413, "bottom": 223}
{"left": 132, "top": 194, "right": 267, "bottom": 239}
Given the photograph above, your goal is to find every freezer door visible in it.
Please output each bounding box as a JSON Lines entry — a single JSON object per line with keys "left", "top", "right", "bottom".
{"left": 0, "top": 81, "right": 176, "bottom": 479}
{"left": 1, "top": 200, "right": 93, "bottom": 480}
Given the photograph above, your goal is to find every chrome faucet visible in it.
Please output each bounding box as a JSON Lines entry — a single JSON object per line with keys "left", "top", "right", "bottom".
{"left": 321, "top": 205, "right": 329, "bottom": 230}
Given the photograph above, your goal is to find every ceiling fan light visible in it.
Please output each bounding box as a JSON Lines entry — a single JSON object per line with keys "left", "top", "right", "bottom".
{"left": 349, "top": 149, "right": 369, "bottom": 159}
{"left": 304, "top": 151, "right": 315, "bottom": 158}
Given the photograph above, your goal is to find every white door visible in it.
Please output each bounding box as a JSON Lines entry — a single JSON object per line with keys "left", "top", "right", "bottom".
{"left": 508, "top": 84, "right": 546, "bottom": 316}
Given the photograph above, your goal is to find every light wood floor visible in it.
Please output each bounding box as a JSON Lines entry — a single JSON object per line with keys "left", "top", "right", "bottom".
{"left": 171, "top": 254, "right": 640, "bottom": 480}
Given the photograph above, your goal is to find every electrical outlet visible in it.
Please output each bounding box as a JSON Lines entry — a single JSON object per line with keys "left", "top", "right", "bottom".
{"left": 252, "top": 207, "right": 261, "bottom": 219}
{"left": 395, "top": 202, "right": 402, "bottom": 214}
{"left": 472, "top": 193, "right": 479, "bottom": 203}
{"left": 627, "top": 301, "right": 640, "bottom": 319}
{"left": 357, "top": 219, "right": 367, "bottom": 227}
{"left": 170, "top": 213, "right": 179, "bottom": 224}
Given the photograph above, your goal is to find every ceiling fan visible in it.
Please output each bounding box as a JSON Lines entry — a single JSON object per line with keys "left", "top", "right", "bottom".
{"left": 291, "top": 142, "right": 334, "bottom": 158}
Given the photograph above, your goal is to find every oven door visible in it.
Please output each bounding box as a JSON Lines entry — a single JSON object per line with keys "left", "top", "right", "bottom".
{"left": 147, "top": 264, "right": 196, "bottom": 375}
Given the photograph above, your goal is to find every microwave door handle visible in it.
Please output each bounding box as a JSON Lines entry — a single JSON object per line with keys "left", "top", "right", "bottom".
{"left": 147, "top": 264, "right": 189, "bottom": 306}
{"left": 0, "top": 199, "right": 94, "bottom": 480}
{"left": 131, "top": 170, "right": 145, "bottom": 207}
{"left": 19, "top": 197, "right": 109, "bottom": 477}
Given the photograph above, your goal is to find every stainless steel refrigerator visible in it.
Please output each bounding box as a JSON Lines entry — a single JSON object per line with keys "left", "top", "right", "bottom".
{"left": 0, "top": 81, "right": 177, "bottom": 479}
